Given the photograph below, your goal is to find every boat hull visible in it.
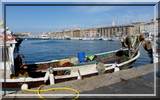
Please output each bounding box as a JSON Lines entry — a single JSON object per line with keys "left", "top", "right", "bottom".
{"left": 1, "top": 68, "right": 113, "bottom": 89}
{"left": 1, "top": 60, "right": 137, "bottom": 90}
{"left": 1, "top": 49, "right": 140, "bottom": 89}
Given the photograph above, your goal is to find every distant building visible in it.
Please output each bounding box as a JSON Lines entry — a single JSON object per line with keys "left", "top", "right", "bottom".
{"left": 81, "top": 28, "right": 97, "bottom": 38}
{"left": 97, "top": 25, "right": 134, "bottom": 37}
{"left": 73, "top": 29, "right": 81, "bottom": 37}
{"left": 140, "top": 19, "right": 158, "bottom": 37}
{"left": 63, "top": 30, "right": 73, "bottom": 37}
{"left": 132, "top": 22, "right": 145, "bottom": 34}
{"left": 48, "top": 20, "right": 157, "bottom": 39}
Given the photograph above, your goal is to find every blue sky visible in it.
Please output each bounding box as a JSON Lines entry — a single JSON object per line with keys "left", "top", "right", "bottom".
{"left": 0, "top": 1, "right": 155, "bottom": 33}
{"left": 5, "top": 5, "right": 154, "bottom": 33}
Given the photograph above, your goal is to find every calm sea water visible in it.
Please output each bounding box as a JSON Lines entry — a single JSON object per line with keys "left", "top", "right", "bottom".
{"left": 19, "top": 39, "right": 152, "bottom": 67}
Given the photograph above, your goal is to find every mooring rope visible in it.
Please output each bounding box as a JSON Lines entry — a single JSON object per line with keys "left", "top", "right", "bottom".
{"left": 23, "top": 85, "right": 80, "bottom": 100}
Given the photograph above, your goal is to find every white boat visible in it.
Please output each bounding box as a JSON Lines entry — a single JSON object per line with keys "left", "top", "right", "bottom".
{"left": 39, "top": 34, "right": 50, "bottom": 40}
{"left": 70, "top": 37, "right": 80, "bottom": 40}
{"left": 81, "top": 37, "right": 94, "bottom": 40}
{"left": 64, "top": 36, "right": 71, "bottom": 40}
{"left": 102, "top": 37, "right": 108, "bottom": 41}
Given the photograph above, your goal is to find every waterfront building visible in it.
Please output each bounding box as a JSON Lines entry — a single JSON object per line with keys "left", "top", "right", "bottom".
{"left": 80, "top": 28, "right": 97, "bottom": 38}
{"left": 140, "top": 19, "right": 158, "bottom": 38}
{"left": 97, "top": 25, "right": 134, "bottom": 38}
{"left": 63, "top": 30, "right": 73, "bottom": 38}
{"left": 132, "top": 22, "right": 145, "bottom": 34}
{"left": 73, "top": 29, "right": 81, "bottom": 37}
{"left": 48, "top": 20, "right": 157, "bottom": 39}
{"left": 52, "top": 31, "right": 64, "bottom": 39}
{"left": 144, "top": 21, "right": 155, "bottom": 33}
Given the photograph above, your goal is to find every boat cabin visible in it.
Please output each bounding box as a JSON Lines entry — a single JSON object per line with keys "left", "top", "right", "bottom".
{"left": 0, "top": 33, "right": 16, "bottom": 79}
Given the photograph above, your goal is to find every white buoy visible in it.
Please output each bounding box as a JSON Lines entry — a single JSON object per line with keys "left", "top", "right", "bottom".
{"left": 49, "top": 74, "right": 55, "bottom": 85}
{"left": 21, "top": 84, "right": 28, "bottom": 90}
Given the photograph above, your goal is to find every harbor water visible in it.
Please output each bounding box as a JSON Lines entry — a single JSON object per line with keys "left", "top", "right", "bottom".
{"left": 19, "top": 39, "right": 152, "bottom": 67}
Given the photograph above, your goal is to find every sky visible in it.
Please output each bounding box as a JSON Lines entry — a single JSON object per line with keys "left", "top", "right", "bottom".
{"left": 0, "top": 1, "right": 157, "bottom": 33}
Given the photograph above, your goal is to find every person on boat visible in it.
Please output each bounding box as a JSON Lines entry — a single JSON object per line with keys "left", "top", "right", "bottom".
{"left": 121, "top": 33, "right": 145, "bottom": 47}
{"left": 121, "top": 34, "right": 134, "bottom": 57}
{"left": 14, "top": 54, "right": 30, "bottom": 77}
{"left": 120, "top": 35, "right": 126, "bottom": 49}
{"left": 142, "top": 40, "right": 153, "bottom": 62}
{"left": 138, "top": 33, "right": 145, "bottom": 42}
{"left": 121, "top": 34, "right": 134, "bottom": 49}
{"left": 121, "top": 33, "right": 146, "bottom": 57}
{"left": 14, "top": 54, "right": 23, "bottom": 76}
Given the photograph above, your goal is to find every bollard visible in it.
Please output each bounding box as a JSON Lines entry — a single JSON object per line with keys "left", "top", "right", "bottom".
{"left": 77, "top": 69, "right": 82, "bottom": 80}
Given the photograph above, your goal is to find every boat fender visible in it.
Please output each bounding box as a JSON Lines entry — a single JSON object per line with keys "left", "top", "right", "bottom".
{"left": 44, "top": 67, "right": 54, "bottom": 83}
{"left": 44, "top": 71, "right": 50, "bottom": 83}
{"left": 112, "top": 63, "right": 120, "bottom": 72}
{"left": 114, "top": 67, "right": 120, "bottom": 72}
{"left": 21, "top": 83, "right": 28, "bottom": 90}
{"left": 49, "top": 74, "right": 55, "bottom": 85}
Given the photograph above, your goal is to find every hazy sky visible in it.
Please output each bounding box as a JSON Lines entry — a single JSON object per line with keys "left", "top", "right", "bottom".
{"left": 6, "top": 5, "right": 154, "bottom": 33}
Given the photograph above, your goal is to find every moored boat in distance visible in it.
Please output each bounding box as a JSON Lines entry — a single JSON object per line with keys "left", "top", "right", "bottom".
{"left": 38, "top": 33, "right": 50, "bottom": 40}
{"left": 64, "top": 36, "right": 71, "bottom": 40}
{"left": 81, "top": 37, "right": 95, "bottom": 40}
